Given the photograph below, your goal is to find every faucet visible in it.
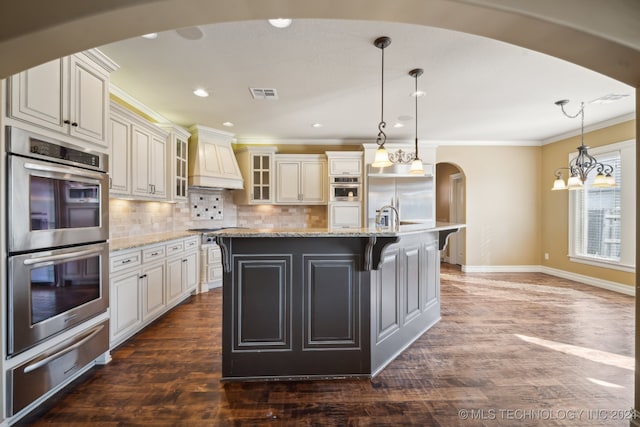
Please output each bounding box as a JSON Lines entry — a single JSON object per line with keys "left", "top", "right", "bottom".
{"left": 375, "top": 205, "right": 399, "bottom": 231}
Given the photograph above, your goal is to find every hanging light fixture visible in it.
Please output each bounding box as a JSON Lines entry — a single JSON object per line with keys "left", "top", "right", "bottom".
{"left": 371, "top": 36, "right": 393, "bottom": 168}
{"left": 408, "top": 68, "right": 425, "bottom": 175}
{"left": 551, "top": 99, "right": 616, "bottom": 191}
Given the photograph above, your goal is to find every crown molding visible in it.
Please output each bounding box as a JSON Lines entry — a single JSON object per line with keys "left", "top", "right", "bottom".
{"left": 109, "top": 84, "right": 171, "bottom": 124}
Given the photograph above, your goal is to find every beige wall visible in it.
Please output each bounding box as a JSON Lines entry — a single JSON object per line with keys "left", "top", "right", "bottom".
{"left": 437, "top": 145, "right": 541, "bottom": 267}
{"left": 541, "top": 119, "right": 636, "bottom": 287}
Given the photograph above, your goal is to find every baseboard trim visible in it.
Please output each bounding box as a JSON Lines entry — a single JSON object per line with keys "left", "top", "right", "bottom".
{"left": 458, "top": 264, "right": 634, "bottom": 296}
{"left": 540, "top": 266, "right": 635, "bottom": 296}
{"left": 461, "top": 265, "right": 541, "bottom": 273}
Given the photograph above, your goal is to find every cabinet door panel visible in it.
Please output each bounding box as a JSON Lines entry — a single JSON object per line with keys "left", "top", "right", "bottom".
{"left": 166, "top": 257, "right": 184, "bottom": 303}
{"left": 142, "top": 263, "right": 165, "bottom": 321}
{"left": 70, "top": 55, "right": 108, "bottom": 146}
{"left": 329, "top": 204, "right": 361, "bottom": 228}
{"left": 185, "top": 251, "right": 199, "bottom": 292}
{"left": 109, "top": 116, "right": 130, "bottom": 194}
{"left": 301, "top": 162, "right": 326, "bottom": 202}
{"left": 150, "top": 135, "right": 167, "bottom": 198}
{"left": 131, "top": 127, "right": 151, "bottom": 196}
{"left": 111, "top": 271, "right": 142, "bottom": 340}
{"left": 276, "top": 162, "right": 301, "bottom": 203}
{"left": 9, "top": 58, "right": 67, "bottom": 132}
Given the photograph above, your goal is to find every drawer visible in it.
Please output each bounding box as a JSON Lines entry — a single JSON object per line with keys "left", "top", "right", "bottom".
{"left": 165, "top": 240, "right": 184, "bottom": 256}
{"left": 184, "top": 237, "right": 200, "bottom": 251}
{"left": 143, "top": 245, "right": 165, "bottom": 262}
{"left": 8, "top": 320, "right": 109, "bottom": 416}
{"left": 110, "top": 250, "right": 142, "bottom": 272}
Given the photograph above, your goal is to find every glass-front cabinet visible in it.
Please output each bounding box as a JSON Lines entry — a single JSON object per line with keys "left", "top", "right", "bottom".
{"left": 160, "top": 124, "right": 191, "bottom": 202}
{"left": 235, "top": 146, "right": 277, "bottom": 204}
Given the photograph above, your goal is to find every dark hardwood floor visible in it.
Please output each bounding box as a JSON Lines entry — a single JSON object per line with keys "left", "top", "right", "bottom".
{"left": 16, "top": 264, "right": 634, "bottom": 426}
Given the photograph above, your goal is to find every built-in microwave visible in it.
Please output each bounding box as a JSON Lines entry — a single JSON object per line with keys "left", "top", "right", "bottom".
{"left": 330, "top": 176, "right": 361, "bottom": 201}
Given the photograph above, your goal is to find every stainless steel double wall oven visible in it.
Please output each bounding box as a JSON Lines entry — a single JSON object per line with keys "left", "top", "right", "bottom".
{"left": 6, "top": 126, "right": 109, "bottom": 357}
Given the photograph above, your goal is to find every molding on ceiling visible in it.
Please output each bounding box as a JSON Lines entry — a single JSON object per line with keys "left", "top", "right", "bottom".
{"left": 109, "top": 84, "right": 171, "bottom": 124}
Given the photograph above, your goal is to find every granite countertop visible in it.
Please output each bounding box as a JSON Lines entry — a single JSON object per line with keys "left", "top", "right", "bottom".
{"left": 210, "top": 222, "right": 465, "bottom": 238}
{"left": 109, "top": 230, "right": 201, "bottom": 252}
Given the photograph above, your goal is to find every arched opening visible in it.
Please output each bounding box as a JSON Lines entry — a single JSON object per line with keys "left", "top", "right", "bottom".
{"left": 436, "top": 162, "right": 465, "bottom": 266}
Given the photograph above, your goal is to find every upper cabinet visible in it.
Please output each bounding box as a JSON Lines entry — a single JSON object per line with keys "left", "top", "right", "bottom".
{"left": 275, "top": 154, "right": 327, "bottom": 205}
{"left": 235, "top": 147, "right": 277, "bottom": 205}
{"left": 160, "top": 124, "right": 191, "bottom": 202}
{"left": 327, "top": 152, "right": 362, "bottom": 176}
{"left": 188, "top": 125, "right": 244, "bottom": 190}
{"left": 108, "top": 101, "right": 169, "bottom": 201}
{"left": 6, "top": 49, "right": 118, "bottom": 151}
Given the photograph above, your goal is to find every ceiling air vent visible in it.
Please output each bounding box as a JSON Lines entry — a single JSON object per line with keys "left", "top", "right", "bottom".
{"left": 250, "top": 87, "right": 279, "bottom": 100}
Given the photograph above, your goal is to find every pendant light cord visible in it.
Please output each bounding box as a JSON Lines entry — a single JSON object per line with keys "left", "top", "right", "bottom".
{"left": 377, "top": 42, "right": 387, "bottom": 146}
{"left": 414, "top": 70, "right": 419, "bottom": 159}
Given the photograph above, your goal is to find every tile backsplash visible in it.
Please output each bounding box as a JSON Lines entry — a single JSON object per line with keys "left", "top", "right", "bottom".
{"left": 109, "top": 188, "right": 327, "bottom": 238}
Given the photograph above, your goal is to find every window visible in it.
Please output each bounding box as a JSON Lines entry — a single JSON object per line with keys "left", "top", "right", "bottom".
{"left": 569, "top": 140, "right": 635, "bottom": 272}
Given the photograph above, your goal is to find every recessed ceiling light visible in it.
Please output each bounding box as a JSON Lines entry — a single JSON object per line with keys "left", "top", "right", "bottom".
{"left": 312, "top": 123, "right": 323, "bottom": 128}
{"left": 141, "top": 33, "right": 158, "bottom": 39}
{"left": 223, "top": 122, "right": 234, "bottom": 127}
{"left": 268, "top": 18, "right": 292, "bottom": 29}
{"left": 411, "top": 91, "right": 426, "bottom": 97}
{"left": 393, "top": 123, "right": 404, "bottom": 128}
{"left": 398, "top": 115, "right": 413, "bottom": 122}
{"left": 193, "top": 88, "right": 209, "bottom": 97}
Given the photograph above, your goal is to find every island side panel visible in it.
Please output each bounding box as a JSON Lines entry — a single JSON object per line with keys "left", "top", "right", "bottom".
{"left": 221, "top": 236, "right": 371, "bottom": 380}
{"left": 370, "top": 231, "right": 441, "bottom": 375}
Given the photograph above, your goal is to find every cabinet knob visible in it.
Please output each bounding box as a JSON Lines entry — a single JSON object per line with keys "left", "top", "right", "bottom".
{"left": 63, "top": 119, "right": 70, "bottom": 124}
{"left": 71, "top": 122, "right": 78, "bottom": 127}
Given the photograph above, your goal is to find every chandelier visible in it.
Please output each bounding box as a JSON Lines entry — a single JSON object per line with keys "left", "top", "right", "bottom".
{"left": 551, "top": 99, "right": 615, "bottom": 191}
{"left": 371, "top": 36, "right": 393, "bottom": 168}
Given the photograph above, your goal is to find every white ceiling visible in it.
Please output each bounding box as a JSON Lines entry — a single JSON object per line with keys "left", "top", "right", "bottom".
{"left": 99, "top": 19, "right": 635, "bottom": 145}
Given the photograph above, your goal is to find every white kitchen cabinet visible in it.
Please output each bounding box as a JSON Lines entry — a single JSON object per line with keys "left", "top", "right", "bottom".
{"left": 108, "top": 103, "right": 131, "bottom": 195}
{"left": 275, "top": 154, "right": 327, "bottom": 204}
{"left": 141, "top": 261, "right": 165, "bottom": 321}
{"left": 329, "top": 203, "right": 362, "bottom": 228}
{"left": 109, "top": 101, "right": 169, "bottom": 200}
{"left": 132, "top": 126, "right": 167, "bottom": 199}
{"left": 109, "top": 235, "right": 200, "bottom": 348}
{"left": 327, "top": 152, "right": 363, "bottom": 176}
{"left": 110, "top": 269, "right": 142, "bottom": 344}
{"left": 7, "top": 50, "right": 117, "bottom": 150}
{"left": 160, "top": 123, "right": 190, "bottom": 202}
{"left": 235, "top": 146, "right": 277, "bottom": 204}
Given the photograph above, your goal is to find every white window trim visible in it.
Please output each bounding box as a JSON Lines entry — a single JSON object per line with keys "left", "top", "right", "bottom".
{"left": 568, "top": 139, "right": 636, "bottom": 272}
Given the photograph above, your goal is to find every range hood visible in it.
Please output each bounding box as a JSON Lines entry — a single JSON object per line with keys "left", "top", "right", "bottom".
{"left": 188, "top": 125, "right": 244, "bottom": 189}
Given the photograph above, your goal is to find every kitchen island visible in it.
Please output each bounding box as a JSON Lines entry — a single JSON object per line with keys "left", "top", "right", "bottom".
{"left": 213, "top": 222, "right": 463, "bottom": 381}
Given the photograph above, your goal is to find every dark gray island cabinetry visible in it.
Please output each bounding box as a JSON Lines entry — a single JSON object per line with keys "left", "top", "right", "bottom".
{"left": 214, "top": 223, "right": 463, "bottom": 381}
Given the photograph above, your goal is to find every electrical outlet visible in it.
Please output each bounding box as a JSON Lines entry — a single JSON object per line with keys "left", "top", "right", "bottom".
{"left": 544, "top": 253, "right": 549, "bottom": 260}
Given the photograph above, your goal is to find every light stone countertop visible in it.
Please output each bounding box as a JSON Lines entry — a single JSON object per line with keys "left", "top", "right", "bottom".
{"left": 210, "top": 222, "right": 465, "bottom": 238}
{"left": 109, "top": 230, "right": 201, "bottom": 252}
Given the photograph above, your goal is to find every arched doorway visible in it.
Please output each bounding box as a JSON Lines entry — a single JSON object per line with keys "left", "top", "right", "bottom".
{"left": 436, "top": 162, "right": 465, "bottom": 266}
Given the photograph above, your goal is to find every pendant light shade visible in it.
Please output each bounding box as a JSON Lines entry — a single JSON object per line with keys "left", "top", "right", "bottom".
{"left": 371, "top": 36, "right": 393, "bottom": 168}
{"left": 408, "top": 68, "right": 425, "bottom": 175}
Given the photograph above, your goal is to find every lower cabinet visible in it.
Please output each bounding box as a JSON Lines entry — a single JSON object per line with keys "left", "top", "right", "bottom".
{"left": 109, "top": 236, "right": 199, "bottom": 348}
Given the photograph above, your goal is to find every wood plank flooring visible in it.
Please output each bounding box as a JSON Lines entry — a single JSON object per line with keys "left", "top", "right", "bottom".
{"left": 16, "top": 264, "right": 634, "bottom": 426}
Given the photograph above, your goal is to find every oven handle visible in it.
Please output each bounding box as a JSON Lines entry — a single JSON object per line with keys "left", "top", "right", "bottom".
{"left": 23, "top": 247, "right": 104, "bottom": 267}
{"left": 23, "top": 161, "right": 106, "bottom": 181}
{"left": 22, "top": 324, "right": 105, "bottom": 374}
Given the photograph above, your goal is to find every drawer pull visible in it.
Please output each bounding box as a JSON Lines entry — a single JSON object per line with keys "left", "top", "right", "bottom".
{"left": 23, "top": 324, "right": 105, "bottom": 374}
{"left": 121, "top": 259, "right": 132, "bottom": 264}
{"left": 150, "top": 252, "right": 159, "bottom": 256}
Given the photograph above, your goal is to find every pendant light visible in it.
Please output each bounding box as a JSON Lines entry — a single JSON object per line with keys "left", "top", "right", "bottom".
{"left": 408, "top": 68, "right": 425, "bottom": 175}
{"left": 371, "top": 36, "right": 393, "bottom": 168}
{"left": 551, "top": 100, "right": 615, "bottom": 191}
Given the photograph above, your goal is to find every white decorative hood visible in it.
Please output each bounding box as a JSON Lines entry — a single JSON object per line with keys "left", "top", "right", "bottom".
{"left": 188, "top": 125, "right": 244, "bottom": 189}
